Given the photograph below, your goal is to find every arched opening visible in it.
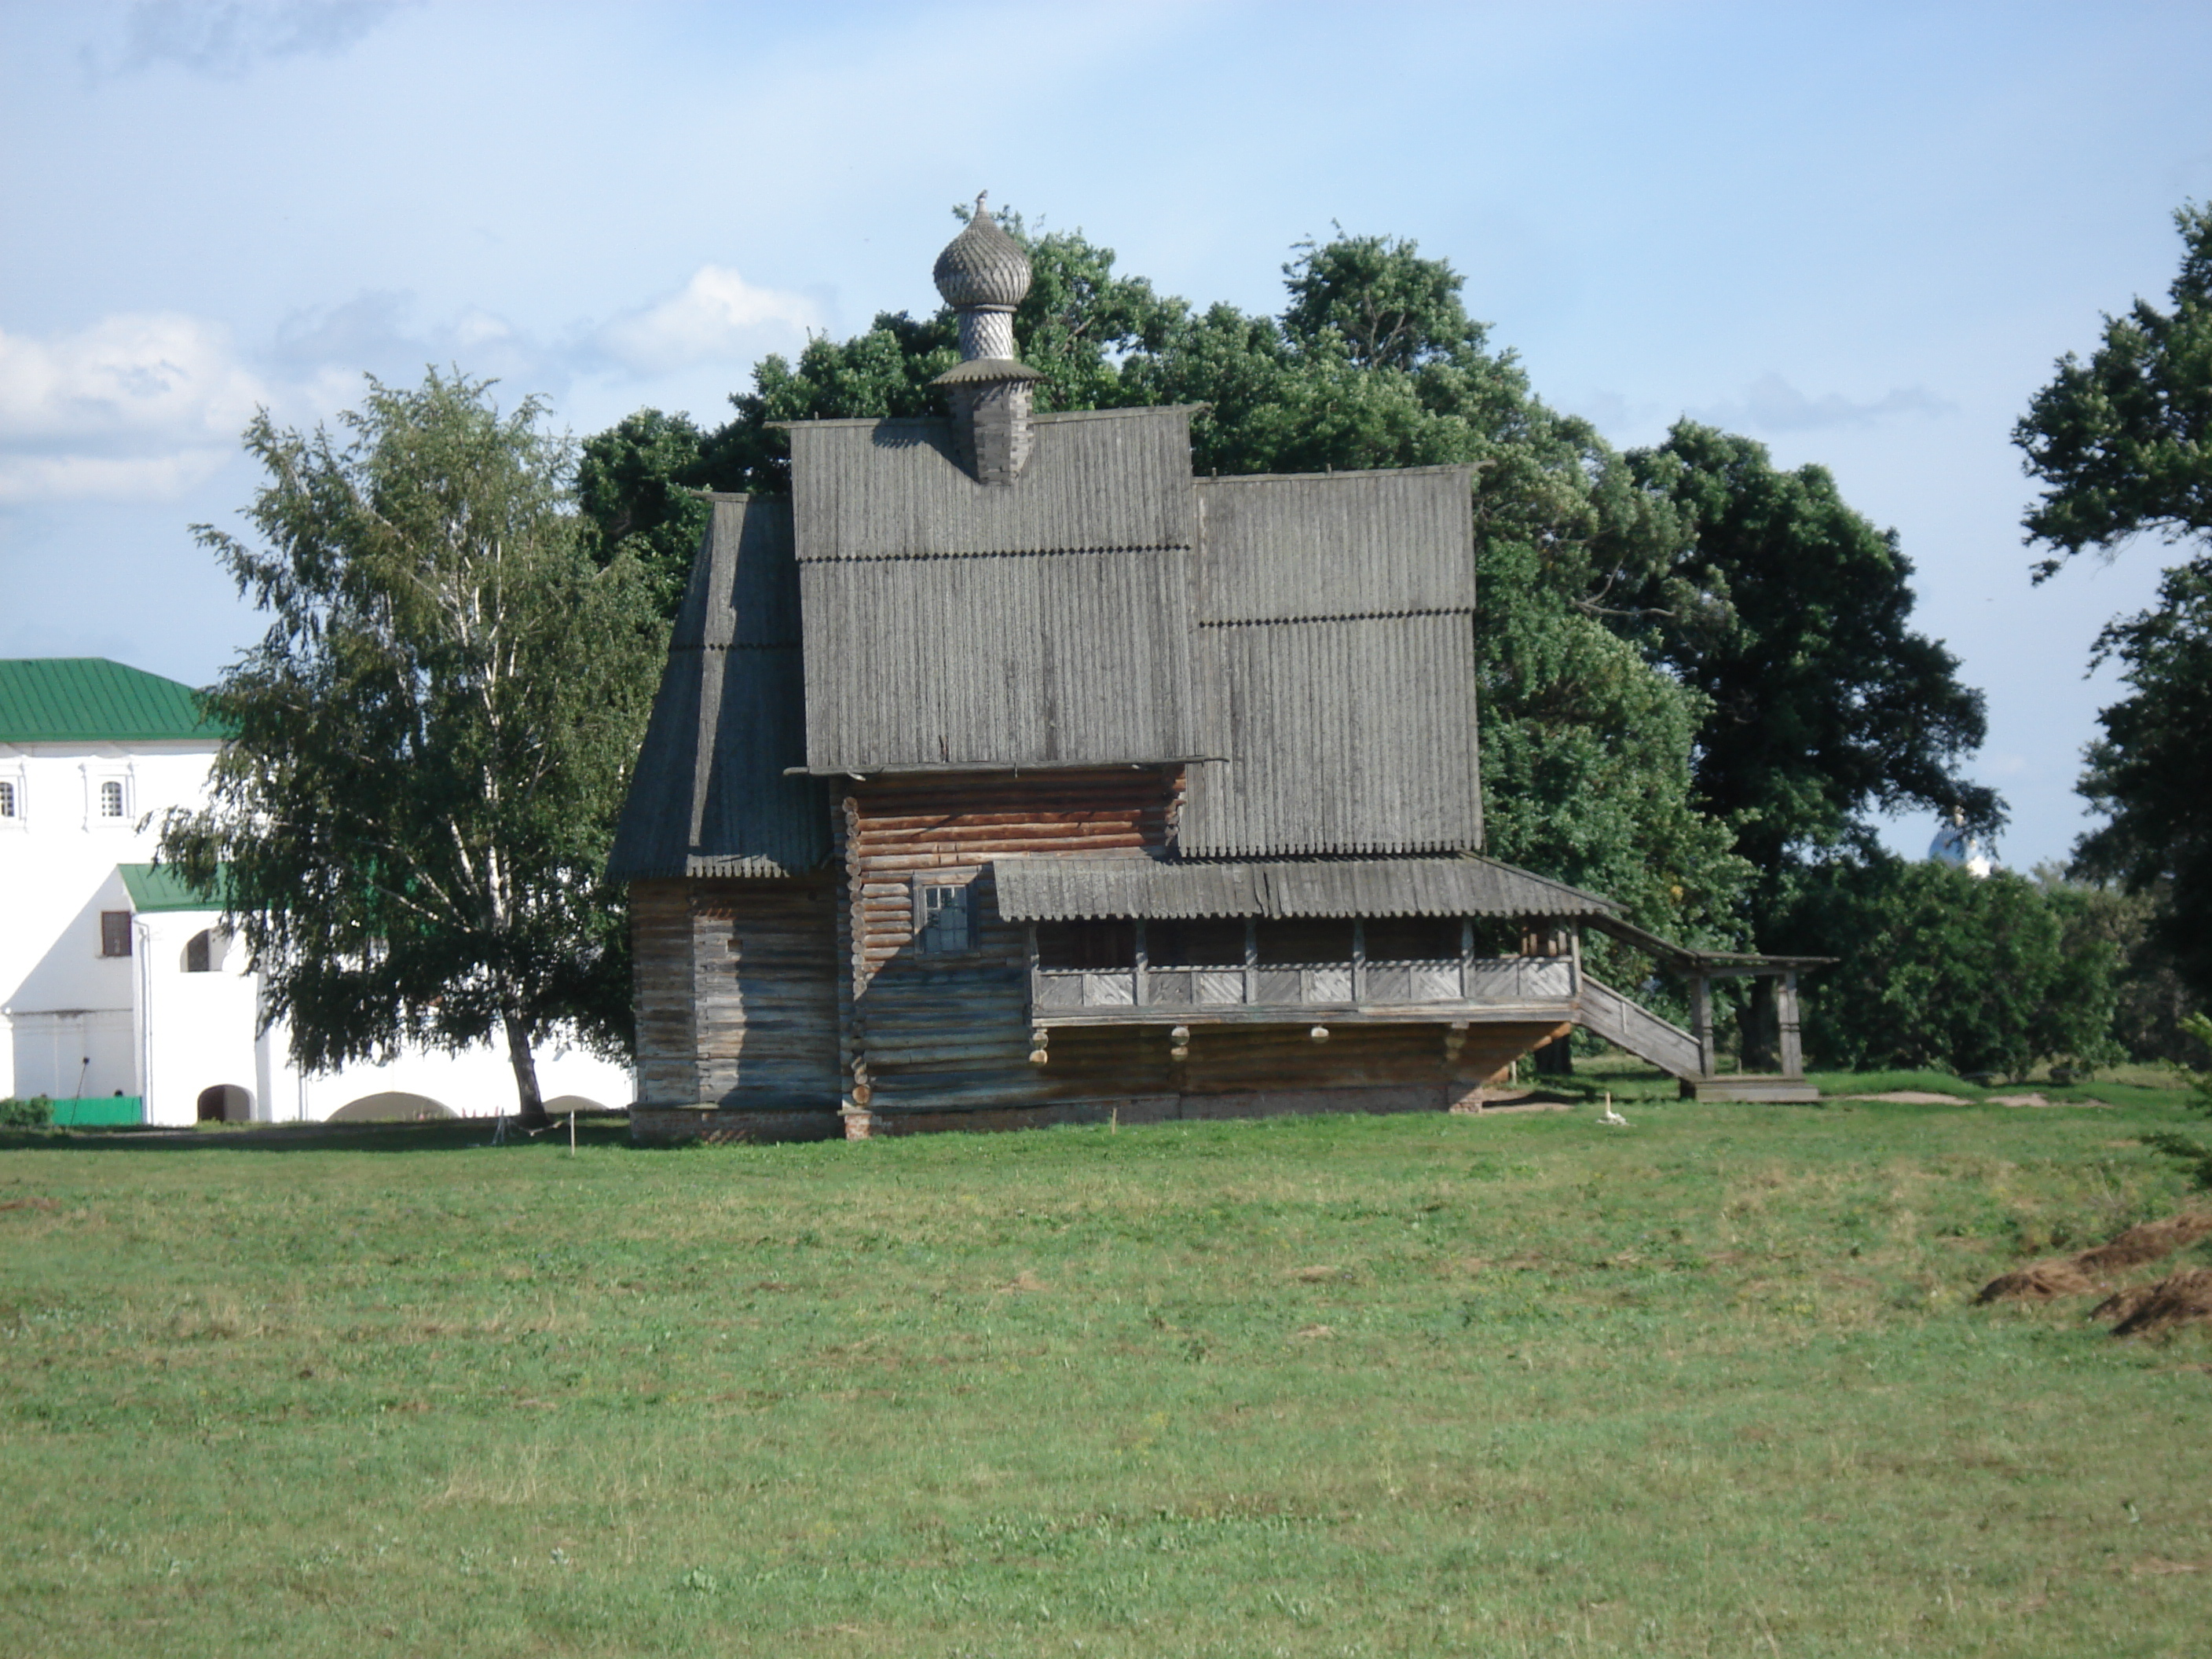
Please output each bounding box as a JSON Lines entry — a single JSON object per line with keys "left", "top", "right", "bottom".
{"left": 328, "top": 1091, "right": 456, "bottom": 1122}
{"left": 181, "top": 928, "right": 226, "bottom": 973}
{"left": 196, "top": 1083, "right": 253, "bottom": 1122}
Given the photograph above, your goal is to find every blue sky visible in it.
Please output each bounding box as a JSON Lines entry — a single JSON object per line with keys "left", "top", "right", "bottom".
{"left": 3, "top": 0, "right": 2207, "bottom": 870}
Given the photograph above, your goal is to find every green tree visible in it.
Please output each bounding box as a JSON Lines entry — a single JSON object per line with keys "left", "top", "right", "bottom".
{"left": 163, "top": 371, "right": 668, "bottom": 1128}
{"left": 576, "top": 408, "right": 713, "bottom": 615}
{"left": 1627, "top": 426, "right": 1998, "bottom": 873}
{"left": 2070, "top": 556, "right": 2212, "bottom": 998}
{"left": 2016, "top": 203, "right": 2212, "bottom": 577}
{"left": 1781, "top": 857, "right": 2119, "bottom": 1079}
{"left": 2017, "top": 204, "right": 2212, "bottom": 1002}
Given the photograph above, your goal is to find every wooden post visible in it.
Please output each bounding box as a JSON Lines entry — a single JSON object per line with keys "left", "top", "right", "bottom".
{"left": 1351, "top": 918, "right": 1366, "bottom": 1004}
{"left": 1690, "top": 973, "right": 1716, "bottom": 1079}
{"left": 1133, "top": 918, "right": 1148, "bottom": 1007}
{"left": 1459, "top": 917, "right": 1474, "bottom": 1001}
{"left": 1776, "top": 970, "right": 1804, "bottom": 1079}
{"left": 1243, "top": 917, "right": 1258, "bottom": 1008}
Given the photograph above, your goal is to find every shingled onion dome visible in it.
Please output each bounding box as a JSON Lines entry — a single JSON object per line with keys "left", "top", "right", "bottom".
{"left": 931, "top": 192, "right": 1042, "bottom": 485}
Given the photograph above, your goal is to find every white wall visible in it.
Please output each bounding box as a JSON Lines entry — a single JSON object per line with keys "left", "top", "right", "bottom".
{"left": 2, "top": 731, "right": 634, "bottom": 1120}
{"left": 0, "top": 740, "right": 213, "bottom": 1101}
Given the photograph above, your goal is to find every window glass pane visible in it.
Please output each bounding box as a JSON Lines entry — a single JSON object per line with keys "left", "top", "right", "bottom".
{"left": 0, "top": 780, "right": 14, "bottom": 817}
{"left": 917, "top": 883, "right": 973, "bottom": 954}
{"left": 101, "top": 911, "right": 132, "bottom": 958}
{"left": 186, "top": 931, "right": 212, "bottom": 973}
{"left": 99, "top": 780, "right": 124, "bottom": 817}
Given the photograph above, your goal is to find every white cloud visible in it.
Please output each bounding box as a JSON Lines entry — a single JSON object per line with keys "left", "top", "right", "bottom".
{"left": 87, "top": 0, "right": 408, "bottom": 80}
{"left": 1694, "top": 372, "right": 1954, "bottom": 434}
{"left": 0, "top": 313, "right": 266, "bottom": 500}
{"left": 596, "top": 266, "right": 821, "bottom": 376}
{"left": 0, "top": 313, "right": 265, "bottom": 441}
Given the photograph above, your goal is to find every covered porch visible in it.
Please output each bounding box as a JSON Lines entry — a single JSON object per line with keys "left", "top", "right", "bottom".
{"left": 996, "top": 855, "right": 1826, "bottom": 1100}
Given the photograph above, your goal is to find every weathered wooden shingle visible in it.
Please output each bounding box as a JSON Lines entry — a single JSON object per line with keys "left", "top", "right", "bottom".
{"left": 1181, "top": 468, "right": 1481, "bottom": 856}
{"left": 793, "top": 407, "right": 1207, "bottom": 774}
{"left": 788, "top": 407, "right": 1197, "bottom": 560}
{"left": 991, "top": 855, "right": 1611, "bottom": 921}
{"left": 1195, "top": 467, "right": 1474, "bottom": 621}
{"left": 606, "top": 497, "right": 831, "bottom": 881}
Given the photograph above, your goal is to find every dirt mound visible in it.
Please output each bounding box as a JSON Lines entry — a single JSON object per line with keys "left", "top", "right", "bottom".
{"left": 2103, "top": 1269, "right": 2212, "bottom": 1339}
{"left": 2075, "top": 1212, "right": 2212, "bottom": 1274}
{"left": 1976, "top": 1260, "right": 2100, "bottom": 1303}
{"left": 1974, "top": 1210, "right": 2212, "bottom": 1305}
{"left": 2089, "top": 1282, "right": 2166, "bottom": 1325}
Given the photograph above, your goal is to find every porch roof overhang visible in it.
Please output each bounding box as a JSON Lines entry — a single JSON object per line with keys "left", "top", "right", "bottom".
{"left": 991, "top": 855, "right": 1615, "bottom": 923}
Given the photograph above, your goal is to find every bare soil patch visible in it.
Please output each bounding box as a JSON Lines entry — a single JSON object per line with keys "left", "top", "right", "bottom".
{"left": 1976, "top": 1261, "right": 2100, "bottom": 1302}
{"left": 2101, "top": 1269, "right": 2212, "bottom": 1339}
{"left": 1976, "top": 1210, "right": 2212, "bottom": 1306}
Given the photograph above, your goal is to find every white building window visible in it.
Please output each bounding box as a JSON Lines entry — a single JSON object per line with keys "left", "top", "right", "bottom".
{"left": 101, "top": 910, "right": 133, "bottom": 958}
{"left": 99, "top": 779, "right": 125, "bottom": 818}
{"left": 0, "top": 779, "right": 15, "bottom": 818}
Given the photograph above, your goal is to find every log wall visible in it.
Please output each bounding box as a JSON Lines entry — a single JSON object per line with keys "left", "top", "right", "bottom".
{"left": 840, "top": 770, "right": 1554, "bottom": 1129}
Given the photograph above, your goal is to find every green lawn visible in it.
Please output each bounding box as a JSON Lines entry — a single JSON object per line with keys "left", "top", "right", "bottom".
{"left": 2, "top": 1090, "right": 2209, "bottom": 1656}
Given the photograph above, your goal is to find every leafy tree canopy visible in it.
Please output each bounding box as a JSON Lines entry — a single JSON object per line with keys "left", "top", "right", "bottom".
{"left": 1625, "top": 423, "right": 1998, "bottom": 890}
{"left": 2019, "top": 204, "right": 2212, "bottom": 1003}
{"left": 166, "top": 371, "right": 668, "bottom": 1126}
{"left": 2071, "top": 556, "right": 2212, "bottom": 997}
{"left": 1777, "top": 856, "right": 2121, "bottom": 1078}
{"left": 2016, "top": 203, "right": 2212, "bottom": 577}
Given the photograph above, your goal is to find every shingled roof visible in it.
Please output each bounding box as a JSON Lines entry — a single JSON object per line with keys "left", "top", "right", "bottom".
{"left": 605, "top": 497, "right": 830, "bottom": 881}
{"left": 1182, "top": 466, "right": 1479, "bottom": 857}
{"left": 611, "top": 412, "right": 1491, "bottom": 875}
{"left": 791, "top": 406, "right": 1210, "bottom": 775}
{"left": 991, "top": 855, "right": 1610, "bottom": 921}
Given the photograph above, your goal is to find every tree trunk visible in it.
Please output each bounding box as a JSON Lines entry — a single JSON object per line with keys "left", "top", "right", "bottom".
{"left": 504, "top": 1011, "right": 550, "bottom": 1130}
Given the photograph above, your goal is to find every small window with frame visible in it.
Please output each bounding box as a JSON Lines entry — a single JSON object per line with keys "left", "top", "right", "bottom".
{"left": 913, "top": 877, "right": 978, "bottom": 956}
{"left": 101, "top": 910, "right": 134, "bottom": 958}
{"left": 98, "top": 779, "right": 126, "bottom": 819}
{"left": 0, "top": 778, "right": 16, "bottom": 819}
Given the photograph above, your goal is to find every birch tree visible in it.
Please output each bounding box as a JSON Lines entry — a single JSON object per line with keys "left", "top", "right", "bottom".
{"left": 163, "top": 371, "right": 665, "bottom": 1126}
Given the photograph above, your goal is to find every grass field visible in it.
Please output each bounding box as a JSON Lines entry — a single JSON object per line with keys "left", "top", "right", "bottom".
{"left": 3, "top": 1082, "right": 2210, "bottom": 1656}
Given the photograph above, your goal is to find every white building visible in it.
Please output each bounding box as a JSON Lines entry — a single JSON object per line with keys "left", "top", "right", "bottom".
{"left": 1, "top": 658, "right": 632, "bottom": 1125}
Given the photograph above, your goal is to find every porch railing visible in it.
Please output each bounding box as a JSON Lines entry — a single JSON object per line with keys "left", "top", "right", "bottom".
{"left": 1030, "top": 954, "right": 1576, "bottom": 1016}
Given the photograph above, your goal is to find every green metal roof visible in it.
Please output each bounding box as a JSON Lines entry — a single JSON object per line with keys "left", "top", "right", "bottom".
{"left": 0, "top": 658, "right": 226, "bottom": 744}
{"left": 117, "top": 862, "right": 230, "bottom": 914}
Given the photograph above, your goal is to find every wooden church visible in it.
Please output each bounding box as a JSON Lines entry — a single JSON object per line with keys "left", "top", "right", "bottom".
{"left": 607, "top": 206, "right": 1818, "bottom": 1142}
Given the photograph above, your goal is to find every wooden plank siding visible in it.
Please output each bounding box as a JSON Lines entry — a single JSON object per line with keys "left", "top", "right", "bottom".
{"left": 628, "top": 876, "right": 844, "bottom": 1143}
{"left": 840, "top": 768, "right": 1556, "bottom": 1133}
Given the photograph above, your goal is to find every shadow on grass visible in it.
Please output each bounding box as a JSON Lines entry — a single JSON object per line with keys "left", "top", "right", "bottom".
{"left": 0, "top": 1113, "right": 642, "bottom": 1155}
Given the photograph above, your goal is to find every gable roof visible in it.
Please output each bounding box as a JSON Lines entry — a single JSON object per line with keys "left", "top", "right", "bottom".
{"left": 793, "top": 406, "right": 1209, "bottom": 775}
{"left": 605, "top": 496, "right": 831, "bottom": 881}
{"left": 1181, "top": 467, "right": 1479, "bottom": 857}
{"left": 0, "top": 659, "right": 225, "bottom": 745}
